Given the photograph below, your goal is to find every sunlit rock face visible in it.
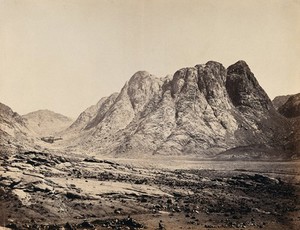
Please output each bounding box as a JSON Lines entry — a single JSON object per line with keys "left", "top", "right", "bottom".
{"left": 64, "top": 61, "right": 290, "bottom": 157}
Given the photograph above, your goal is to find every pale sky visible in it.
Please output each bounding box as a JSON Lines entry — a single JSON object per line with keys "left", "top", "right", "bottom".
{"left": 0, "top": 0, "right": 299, "bottom": 118}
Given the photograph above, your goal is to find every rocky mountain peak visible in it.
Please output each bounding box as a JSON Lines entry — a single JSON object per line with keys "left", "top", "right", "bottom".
{"left": 226, "top": 60, "right": 272, "bottom": 111}
{"left": 201, "top": 60, "right": 225, "bottom": 73}
{"left": 127, "top": 71, "right": 162, "bottom": 113}
{"left": 227, "top": 60, "right": 250, "bottom": 73}
{"left": 128, "top": 71, "right": 152, "bottom": 83}
{"left": 0, "top": 102, "right": 37, "bottom": 153}
{"left": 0, "top": 102, "right": 13, "bottom": 114}
{"left": 197, "top": 61, "right": 229, "bottom": 109}
{"left": 170, "top": 67, "right": 197, "bottom": 97}
{"left": 60, "top": 60, "right": 292, "bottom": 158}
{"left": 169, "top": 61, "right": 227, "bottom": 98}
{"left": 0, "top": 102, "right": 25, "bottom": 126}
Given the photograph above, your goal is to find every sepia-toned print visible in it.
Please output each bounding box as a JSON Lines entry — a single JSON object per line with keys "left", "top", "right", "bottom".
{"left": 0, "top": 1, "right": 299, "bottom": 229}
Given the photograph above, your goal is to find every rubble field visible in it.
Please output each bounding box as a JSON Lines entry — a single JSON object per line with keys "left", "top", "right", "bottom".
{"left": 1, "top": 151, "right": 299, "bottom": 229}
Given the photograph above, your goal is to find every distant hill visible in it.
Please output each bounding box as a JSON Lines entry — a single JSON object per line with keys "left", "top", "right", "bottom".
{"left": 23, "top": 110, "right": 74, "bottom": 136}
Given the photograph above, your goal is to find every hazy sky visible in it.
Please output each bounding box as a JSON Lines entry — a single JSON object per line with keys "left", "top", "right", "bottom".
{"left": 0, "top": 0, "right": 299, "bottom": 118}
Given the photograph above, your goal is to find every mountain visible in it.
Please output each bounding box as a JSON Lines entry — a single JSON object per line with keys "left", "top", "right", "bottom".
{"left": 22, "top": 110, "right": 74, "bottom": 136}
{"left": 273, "top": 93, "right": 300, "bottom": 156}
{"left": 288, "top": 116, "right": 300, "bottom": 156}
{"left": 0, "top": 102, "right": 37, "bottom": 153}
{"left": 64, "top": 61, "right": 291, "bottom": 158}
{"left": 66, "top": 93, "right": 119, "bottom": 132}
{"left": 277, "top": 93, "right": 300, "bottom": 118}
{"left": 272, "top": 95, "right": 291, "bottom": 110}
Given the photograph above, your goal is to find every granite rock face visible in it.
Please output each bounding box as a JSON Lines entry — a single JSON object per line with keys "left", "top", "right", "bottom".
{"left": 64, "top": 61, "right": 289, "bottom": 157}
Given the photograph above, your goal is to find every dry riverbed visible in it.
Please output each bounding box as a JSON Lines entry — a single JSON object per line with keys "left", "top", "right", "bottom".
{"left": 0, "top": 151, "right": 300, "bottom": 229}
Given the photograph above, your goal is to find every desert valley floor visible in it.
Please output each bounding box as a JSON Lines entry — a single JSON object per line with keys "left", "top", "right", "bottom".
{"left": 1, "top": 150, "right": 299, "bottom": 230}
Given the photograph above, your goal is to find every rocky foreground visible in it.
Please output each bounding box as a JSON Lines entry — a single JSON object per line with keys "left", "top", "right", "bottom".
{"left": 1, "top": 150, "right": 299, "bottom": 229}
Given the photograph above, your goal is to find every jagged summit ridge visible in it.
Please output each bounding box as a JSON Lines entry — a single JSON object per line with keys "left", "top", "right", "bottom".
{"left": 64, "top": 60, "right": 288, "bottom": 157}
{"left": 127, "top": 71, "right": 163, "bottom": 113}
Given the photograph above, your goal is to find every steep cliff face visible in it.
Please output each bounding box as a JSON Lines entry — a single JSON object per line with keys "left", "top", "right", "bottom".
{"left": 226, "top": 61, "right": 273, "bottom": 111}
{"left": 153, "top": 62, "right": 238, "bottom": 155}
{"left": 64, "top": 61, "right": 289, "bottom": 157}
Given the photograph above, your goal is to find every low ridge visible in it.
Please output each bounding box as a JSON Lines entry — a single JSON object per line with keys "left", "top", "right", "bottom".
{"left": 23, "top": 110, "right": 74, "bottom": 136}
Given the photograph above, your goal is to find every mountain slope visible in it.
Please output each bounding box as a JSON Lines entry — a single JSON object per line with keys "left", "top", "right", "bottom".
{"left": 63, "top": 61, "right": 290, "bottom": 158}
{"left": 272, "top": 95, "right": 292, "bottom": 110}
{"left": 278, "top": 93, "right": 300, "bottom": 118}
{"left": 23, "top": 110, "right": 74, "bottom": 136}
{"left": 0, "top": 103, "right": 37, "bottom": 153}
{"left": 274, "top": 93, "right": 300, "bottom": 156}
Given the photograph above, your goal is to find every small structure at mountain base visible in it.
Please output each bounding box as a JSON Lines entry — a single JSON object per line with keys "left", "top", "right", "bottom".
{"left": 41, "top": 136, "right": 62, "bottom": 143}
